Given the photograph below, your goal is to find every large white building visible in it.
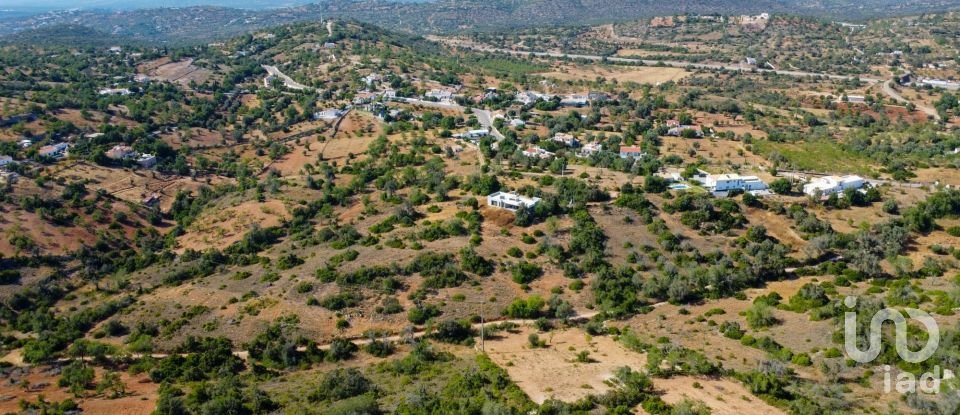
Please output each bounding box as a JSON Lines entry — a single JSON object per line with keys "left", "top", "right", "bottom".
{"left": 454, "top": 129, "right": 489, "bottom": 140}
{"left": 487, "top": 191, "right": 541, "bottom": 212}
{"left": 698, "top": 173, "right": 767, "bottom": 192}
{"left": 803, "top": 175, "right": 866, "bottom": 197}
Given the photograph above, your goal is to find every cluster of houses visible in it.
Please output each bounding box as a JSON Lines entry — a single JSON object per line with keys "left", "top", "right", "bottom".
{"left": 105, "top": 145, "right": 157, "bottom": 168}
{"left": 515, "top": 90, "right": 608, "bottom": 107}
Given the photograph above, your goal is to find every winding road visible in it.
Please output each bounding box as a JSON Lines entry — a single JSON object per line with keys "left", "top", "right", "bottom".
{"left": 881, "top": 80, "right": 940, "bottom": 120}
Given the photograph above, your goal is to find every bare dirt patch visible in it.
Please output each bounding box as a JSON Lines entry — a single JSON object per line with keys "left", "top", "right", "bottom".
{"left": 176, "top": 199, "right": 290, "bottom": 252}
{"left": 140, "top": 58, "right": 213, "bottom": 87}
{"left": 653, "top": 376, "right": 785, "bottom": 415}
{"left": 540, "top": 64, "right": 690, "bottom": 85}
{"left": 485, "top": 326, "right": 647, "bottom": 404}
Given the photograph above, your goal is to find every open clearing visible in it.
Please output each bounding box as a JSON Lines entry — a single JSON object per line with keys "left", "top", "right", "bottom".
{"left": 652, "top": 376, "right": 785, "bottom": 415}
{"left": 485, "top": 325, "right": 785, "bottom": 415}
{"left": 539, "top": 64, "right": 690, "bottom": 84}
{"left": 485, "top": 325, "right": 647, "bottom": 404}
{"left": 138, "top": 57, "right": 213, "bottom": 86}
{"left": 0, "top": 366, "right": 158, "bottom": 415}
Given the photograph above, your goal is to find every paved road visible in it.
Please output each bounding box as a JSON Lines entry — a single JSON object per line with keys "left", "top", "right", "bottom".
{"left": 881, "top": 80, "right": 940, "bottom": 120}
{"left": 262, "top": 65, "right": 309, "bottom": 90}
{"left": 472, "top": 108, "right": 505, "bottom": 140}
{"left": 395, "top": 97, "right": 505, "bottom": 140}
{"left": 446, "top": 43, "right": 883, "bottom": 84}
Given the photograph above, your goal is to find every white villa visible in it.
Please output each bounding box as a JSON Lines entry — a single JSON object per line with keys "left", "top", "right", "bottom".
{"left": 98, "top": 88, "right": 132, "bottom": 96}
{"left": 38, "top": 143, "right": 70, "bottom": 159}
{"left": 106, "top": 145, "right": 136, "bottom": 160}
{"left": 515, "top": 90, "right": 552, "bottom": 105}
{"left": 551, "top": 133, "right": 579, "bottom": 147}
{"left": 803, "top": 175, "right": 866, "bottom": 197}
{"left": 454, "top": 129, "right": 489, "bottom": 140}
{"left": 579, "top": 142, "right": 602, "bottom": 157}
{"left": 487, "top": 191, "right": 541, "bottom": 212}
{"left": 560, "top": 94, "right": 589, "bottom": 107}
{"left": 698, "top": 173, "right": 767, "bottom": 192}
{"left": 137, "top": 153, "right": 158, "bottom": 168}
{"left": 522, "top": 146, "right": 555, "bottom": 159}
{"left": 314, "top": 109, "right": 344, "bottom": 121}
{"left": 619, "top": 145, "right": 646, "bottom": 159}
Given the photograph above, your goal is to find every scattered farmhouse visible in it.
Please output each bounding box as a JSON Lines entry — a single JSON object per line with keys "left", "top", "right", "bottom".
{"left": 487, "top": 191, "right": 541, "bottom": 212}
{"left": 522, "top": 146, "right": 555, "bottom": 159}
{"left": 803, "top": 175, "right": 866, "bottom": 197}
{"left": 696, "top": 173, "right": 767, "bottom": 192}
{"left": 106, "top": 145, "right": 136, "bottom": 160}
{"left": 560, "top": 94, "right": 589, "bottom": 107}
{"left": 136, "top": 154, "right": 157, "bottom": 168}
{"left": 425, "top": 89, "right": 456, "bottom": 101}
{"left": 588, "top": 91, "right": 610, "bottom": 103}
{"left": 917, "top": 78, "right": 960, "bottom": 91}
{"left": 509, "top": 119, "right": 526, "bottom": 128}
{"left": 840, "top": 95, "right": 866, "bottom": 103}
{"left": 619, "top": 145, "right": 646, "bottom": 159}
{"left": 38, "top": 143, "right": 70, "bottom": 159}
{"left": 0, "top": 155, "right": 12, "bottom": 168}
{"left": 551, "top": 133, "right": 579, "bottom": 147}
{"left": 98, "top": 88, "right": 133, "bottom": 96}
{"left": 454, "top": 129, "right": 489, "bottom": 140}
{"left": 667, "top": 124, "right": 703, "bottom": 137}
{"left": 515, "top": 90, "right": 552, "bottom": 105}
{"left": 579, "top": 142, "right": 603, "bottom": 157}
{"left": 314, "top": 109, "right": 344, "bottom": 121}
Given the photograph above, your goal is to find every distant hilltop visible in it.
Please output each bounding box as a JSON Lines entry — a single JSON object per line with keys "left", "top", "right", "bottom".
{"left": 1, "top": 0, "right": 960, "bottom": 43}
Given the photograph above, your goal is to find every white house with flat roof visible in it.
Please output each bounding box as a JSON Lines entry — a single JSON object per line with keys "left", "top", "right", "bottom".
{"left": 454, "top": 129, "right": 489, "bottom": 140}
{"left": 38, "top": 143, "right": 70, "bottom": 159}
{"left": 314, "top": 109, "right": 344, "bottom": 121}
{"left": 487, "top": 191, "right": 541, "bottom": 212}
{"left": 619, "top": 145, "right": 646, "bottom": 159}
{"left": 578, "top": 142, "right": 602, "bottom": 158}
{"left": 699, "top": 173, "right": 767, "bottom": 192}
{"left": 137, "top": 153, "right": 157, "bottom": 168}
{"left": 803, "top": 175, "right": 865, "bottom": 197}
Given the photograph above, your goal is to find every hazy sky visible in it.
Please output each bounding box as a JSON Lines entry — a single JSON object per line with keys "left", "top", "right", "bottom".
{"left": 1, "top": 0, "right": 319, "bottom": 13}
